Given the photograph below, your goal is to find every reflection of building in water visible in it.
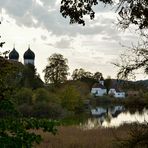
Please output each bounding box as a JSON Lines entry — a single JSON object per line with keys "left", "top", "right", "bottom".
{"left": 91, "top": 106, "right": 125, "bottom": 125}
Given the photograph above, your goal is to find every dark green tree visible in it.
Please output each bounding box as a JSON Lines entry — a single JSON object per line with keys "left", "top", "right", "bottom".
{"left": 21, "top": 64, "right": 43, "bottom": 89}
{"left": 43, "top": 53, "right": 69, "bottom": 85}
{"left": 104, "top": 76, "right": 112, "bottom": 93}
{"left": 72, "top": 68, "right": 94, "bottom": 80}
{"left": 93, "top": 72, "right": 103, "bottom": 81}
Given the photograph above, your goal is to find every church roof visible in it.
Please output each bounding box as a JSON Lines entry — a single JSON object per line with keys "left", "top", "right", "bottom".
{"left": 24, "top": 48, "right": 35, "bottom": 60}
{"left": 92, "top": 83, "right": 106, "bottom": 89}
{"left": 9, "top": 48, "right": 19, "bottom": 60}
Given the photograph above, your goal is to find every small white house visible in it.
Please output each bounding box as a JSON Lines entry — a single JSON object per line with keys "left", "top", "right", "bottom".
{"left": 91, "top": 80, "right": 107, "bottom": 96}
{"left": 108, "top": 88, "right": 125, "bottom": 98}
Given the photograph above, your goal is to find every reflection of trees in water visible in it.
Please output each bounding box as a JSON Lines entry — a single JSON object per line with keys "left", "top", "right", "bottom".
{"left": 126, "top": 107, "right": 145, "bottom": 115}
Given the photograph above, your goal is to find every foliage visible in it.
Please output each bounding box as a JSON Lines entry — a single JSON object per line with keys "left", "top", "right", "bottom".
{"left": 116, "top": 122, "right": 148, "bottom": 148}
{"left": 15, "top": 88, "right": 33, "bottom": 105}
{"left": 21, "top": 64, "right": 43, "bottom": 89}
{"left": 104, "top": 76, "right": 112, "bottom": 93}
{"left": 33, "top": 102, "right": 66, "bottom": 118}
{"left": 60, "top": 86, "right": 83, "bottom": 112}
{"left": 114, "top": 34, "right": 148, "bottom": 79}
{"left": 60, "top": 0, "right": 112, "bottom": 25}
{"left": 60, "top": 0, "right": 148, "bottom": 29}
{"left": 33, "top": 88, "right": 50, "bottom": 103}
{"left": 43, "top": 53, "right": 69, "bottom": 85}
{"left": 72, "top": 68, "right": 91, "bottom": 80}
{"left": 0, "top": 56, "right": 59, "bottom": 148}
{"left": 72, "top": 68, "right": 103, "bottom": 82}
{"left": 0, "top": 112, "right": 59, "bottom": 148}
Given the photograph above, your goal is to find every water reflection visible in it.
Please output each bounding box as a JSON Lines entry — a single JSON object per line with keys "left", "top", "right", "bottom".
{"left": 81, "top": 106, "right": 148, "bottom": 130}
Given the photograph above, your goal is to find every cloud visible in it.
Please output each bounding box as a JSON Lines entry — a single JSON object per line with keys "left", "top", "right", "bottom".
{"left": 46, "top": 37, "right": 73, "bottom": 49}
{"left": 41, "top": 35, "right": 47, "bottom": 40}
{"left": 0, "top": 0, "right": 121, "bottom": 38}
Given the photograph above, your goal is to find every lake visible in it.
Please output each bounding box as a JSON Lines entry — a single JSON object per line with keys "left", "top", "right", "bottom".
{"left": 81, "top": 105, "right": 148, "bottom": 129}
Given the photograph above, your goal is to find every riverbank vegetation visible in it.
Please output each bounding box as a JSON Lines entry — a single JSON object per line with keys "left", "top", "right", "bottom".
{"left": 34, "top": 122, "right": 148, "bottom": 148}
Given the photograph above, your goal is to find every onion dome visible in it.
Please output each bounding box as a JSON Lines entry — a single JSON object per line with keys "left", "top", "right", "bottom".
{"left": 24, "top": 47, "right": 35, "bottom": 60}
{"left": 9, "top": 48, "right": 19, "bottom": 60}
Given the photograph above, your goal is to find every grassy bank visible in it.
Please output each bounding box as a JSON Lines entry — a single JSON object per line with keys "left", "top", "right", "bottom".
{"left": 33, "top": 125, "right": 130, "bottom": 148}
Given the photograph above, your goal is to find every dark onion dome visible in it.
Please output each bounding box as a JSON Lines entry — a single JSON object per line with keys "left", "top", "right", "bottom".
{"left": 24, "top": 48, "right": 35, "bottom": 59}
{"left": 9, "top": 48, "right": 19, "bottom": 60}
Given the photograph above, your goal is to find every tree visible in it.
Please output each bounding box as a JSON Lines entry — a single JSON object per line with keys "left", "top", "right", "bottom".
{"left": 93, "top": 72, "right": 103, "bottom": 81}
{"left": 21, "top": 64, "right": 43, "bottom": 89}
{"left": 60, "top": 86, "right": 82, "bottom": 112}
{"left": 43, "top": 53, "right": 69, "bottom": 85}
{"left": 34, "top": 88, "right": 49, "bottom": 103}
{"left": 15, "top": 88, "right": 33, "bottom": 105}
{"left": 104, "top": 76, "right": 112, "bottom": 93}
{"left": 72, "top": 68, "right": 94, "bottom": 80}
{"left": 60, "top": 0, "right": 148, "bottom": 29}
{"left": 71, "top": 68, "right": 85, "bottom": 80}
{"left": 114, "top": 34, "right": 148, "bottom": 79}
{"left": 0, "top": 26, "right": 58, "bottom": 147}
{"left": 0, "top": 57, "right": 59, "bottom": 147}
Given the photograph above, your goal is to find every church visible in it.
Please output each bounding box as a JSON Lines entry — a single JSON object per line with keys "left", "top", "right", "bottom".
{"left": 8, "top": 46, "right": 35, "bottom": 65}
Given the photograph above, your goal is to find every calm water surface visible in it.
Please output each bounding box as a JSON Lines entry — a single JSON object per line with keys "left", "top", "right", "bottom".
{"left": 81, "top": 106, "right": 148, "bottom": 129}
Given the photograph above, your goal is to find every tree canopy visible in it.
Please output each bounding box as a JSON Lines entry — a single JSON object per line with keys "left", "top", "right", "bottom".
{"left": 43, "top": 53, "right": 69, "bottom": 85}
{"left": 60, "top": 0, "right": 148, "bottom": 29}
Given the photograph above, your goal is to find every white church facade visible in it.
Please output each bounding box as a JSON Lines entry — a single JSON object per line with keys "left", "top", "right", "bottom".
{"left": 91, "top": 79, "right": 107, "bottom": 96}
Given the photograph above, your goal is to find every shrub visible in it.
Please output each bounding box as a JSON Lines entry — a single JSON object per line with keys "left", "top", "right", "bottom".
{"left": 59, "top": 86, "right": 83, "bottom": 112}
{"left": 33, "top": 88, "right": 50, "bottom": 103}
{"left": 33, "top": 102, "right": 66, "bottom": 118}
{"left": 15, "top": 88, "right": 33, "bottom": 105}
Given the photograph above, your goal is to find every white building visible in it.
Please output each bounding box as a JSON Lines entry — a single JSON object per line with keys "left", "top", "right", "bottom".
{"left": 108, "top": 88, "right": 125, "bottom": 98}
{"left": 91, "top": 80, "right": 107, "bottom": 96}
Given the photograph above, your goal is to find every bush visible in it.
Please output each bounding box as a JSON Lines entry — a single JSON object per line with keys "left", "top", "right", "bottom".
{"left": 15, "top": 88, "right": 33, "bottom": 105}
{"left": 33, "top": 88, "right": 50, "bottom": 103}
{"left": 33, "top": 102, "right": 66, "bottom": 118}
{"left": 59, "top": 86, "right": 83, "bottom": 112}
{"left": 18, "top": 103, "right": 33, "bottom": 117}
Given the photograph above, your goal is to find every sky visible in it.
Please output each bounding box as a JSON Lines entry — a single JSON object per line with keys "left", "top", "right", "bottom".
{"left": 0, "top": 0, "right": 147, "bottom": 81}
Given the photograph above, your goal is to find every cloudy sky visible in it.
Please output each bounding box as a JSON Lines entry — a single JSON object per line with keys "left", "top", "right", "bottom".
{"left": 0, "top": 0, "right": 147, "bottom": 81}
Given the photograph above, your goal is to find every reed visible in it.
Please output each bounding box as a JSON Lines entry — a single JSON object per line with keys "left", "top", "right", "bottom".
{"left": 33, "top": 125, "right": 130, "bottom": 148}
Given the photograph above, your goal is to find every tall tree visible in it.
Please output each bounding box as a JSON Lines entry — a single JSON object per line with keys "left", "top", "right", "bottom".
{"left": 43, "top": 53, "right": 69, "bottom": 84}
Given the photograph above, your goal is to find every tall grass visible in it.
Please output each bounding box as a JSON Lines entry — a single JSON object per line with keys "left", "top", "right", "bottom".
{"left": 33, "top": 125, "right": 130, "bottom": 148}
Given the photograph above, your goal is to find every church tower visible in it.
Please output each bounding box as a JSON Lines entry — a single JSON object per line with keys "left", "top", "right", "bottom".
{"left": 9, "top": 47, "right": 19, "bottom": 61}
{"left": 23, "top": 46, "right": 35, "bottom": 65}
